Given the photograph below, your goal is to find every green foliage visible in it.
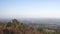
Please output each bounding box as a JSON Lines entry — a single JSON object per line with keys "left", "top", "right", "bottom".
{"left": 12, "top": 19, "right": 19, "bottom": 26}
{"left": 0, "top": 22, "right": 5, "bottom": 25}
{"left": 29, "top": 27, "right": 34, "bottom": 30}
{"left": 18, "top": 23, "right": 28, "bottom": 30}
{"left": 37, "top": 28, "right": 43, "bottom": 32}
{"left": 6, "top": 22, "right": 11, "bottom": 27}
{"left": 11, "top": 19, "right": 20, "bottom": 30}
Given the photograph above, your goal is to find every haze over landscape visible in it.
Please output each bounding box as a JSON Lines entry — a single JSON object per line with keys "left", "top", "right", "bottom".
{"left": 0, "top": 0, "right": 60, "bottom": 34}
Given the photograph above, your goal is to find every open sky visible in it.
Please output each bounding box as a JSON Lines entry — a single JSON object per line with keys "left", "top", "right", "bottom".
{"left": 0, "top": 0, "right": 60, "bottom": 18}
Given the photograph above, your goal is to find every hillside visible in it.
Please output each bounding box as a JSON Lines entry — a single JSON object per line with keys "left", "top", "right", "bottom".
{"left": 0, "top": 19, "right": 42, "bottom": 34}
{"left": 0, "top": 19, "right": 60, "bottom": 34}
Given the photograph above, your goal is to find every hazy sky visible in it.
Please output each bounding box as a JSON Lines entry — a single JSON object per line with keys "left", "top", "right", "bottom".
{"left": 0, "top": 0, "right": 60, "bottom": 18}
